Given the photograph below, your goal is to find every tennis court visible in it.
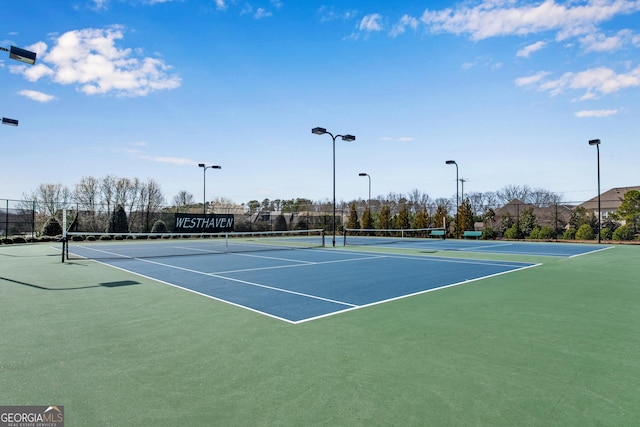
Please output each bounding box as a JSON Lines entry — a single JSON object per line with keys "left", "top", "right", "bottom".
{"left": 343, "top": 234, "right": 612, "bottom": 257}
{"left": 65, "top": 237, "right": 537, "bottom": 323}
{"left": 2, "top": 240, "right": 639, "bottom": 425}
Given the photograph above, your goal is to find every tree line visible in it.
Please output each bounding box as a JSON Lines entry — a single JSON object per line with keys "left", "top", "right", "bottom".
{"left": 16, "top": 176, "right": 640, "bottom": 241}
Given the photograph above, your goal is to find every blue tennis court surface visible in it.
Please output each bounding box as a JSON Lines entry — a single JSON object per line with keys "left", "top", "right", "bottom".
{"left": 68, "top": 241, "right": 539, "bottom": 323}
{"left": 344, "top": 237, "right": 612, "bottom": 257}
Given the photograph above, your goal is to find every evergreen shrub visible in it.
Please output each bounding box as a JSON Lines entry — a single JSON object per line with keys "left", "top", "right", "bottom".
{"left": 575, "top": 224, "right": 595, "bottom": 240}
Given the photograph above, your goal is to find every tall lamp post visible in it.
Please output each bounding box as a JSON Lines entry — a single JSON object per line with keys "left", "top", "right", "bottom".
{"left": 198, "top": 163, "right": 221, "bottom": 215}
{"left": 312, "top": 127, "right": 356, "bottom": 247}
{"left": 589, "top": 139, "right": 601, "bottom": 243}
{"left": 358, "top": 173, "right": 371, "bottom": 206}
{"left": 445, "top": 160, "right": 459, "bottom": 238}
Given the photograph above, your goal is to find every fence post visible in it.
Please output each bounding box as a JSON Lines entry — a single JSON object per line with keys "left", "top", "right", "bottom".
{"left": 4, "top": 199, "right": 8, "bottom": 239}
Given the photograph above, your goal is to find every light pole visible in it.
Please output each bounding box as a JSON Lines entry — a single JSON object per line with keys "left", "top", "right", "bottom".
{"left": 445, "top": 160, "right": 459, "bottom": 238}
{"left": 459, "top": 178, "right": 467, "bottom": 202}
{"left": 358, "top": 173, "right": 371, "bottom": 206}
{"left": 312, "top": 127, "right": 356, "bottom": 247}
{"left": 198, "top": 163, "right": 221, "bottom": 215}
{"left": 2, "top": 117, "right": 19, "bottom": 127}
{"left": 589, "top": 139, "right": 601, "bottom": 243}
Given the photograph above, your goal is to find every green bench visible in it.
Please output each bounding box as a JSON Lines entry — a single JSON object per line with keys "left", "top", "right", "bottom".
{"left": 429, "top": 230, "right": 445, "bottom": 238}
{"left": 463, "top": 230, "right": 482, "bottom": 239}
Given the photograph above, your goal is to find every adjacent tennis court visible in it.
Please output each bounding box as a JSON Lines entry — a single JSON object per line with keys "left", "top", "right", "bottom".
{"left": 65, "top": 237, "right": 538, "bottom": 323}
{"left": 343, "top": 234, "right": 612, "bottom": 257}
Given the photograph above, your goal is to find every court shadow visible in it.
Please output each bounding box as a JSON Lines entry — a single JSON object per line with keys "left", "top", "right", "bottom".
{"left": 100, "top": 280, "right": 139, "bottom": 288}
{"left": 0, "top": 276, "right": 140, "bottom": 291}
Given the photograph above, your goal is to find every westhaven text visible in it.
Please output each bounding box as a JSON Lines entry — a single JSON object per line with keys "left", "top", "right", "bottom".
{"left": 175, "top": 216, "right": 234, "bottom": 229}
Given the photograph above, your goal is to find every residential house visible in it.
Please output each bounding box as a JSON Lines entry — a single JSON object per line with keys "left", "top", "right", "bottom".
{"left": 492, "top": 198, "right": 573, "bottom": 232}
{"left": 579, "top": 186, "right": 640, "bottom": 223}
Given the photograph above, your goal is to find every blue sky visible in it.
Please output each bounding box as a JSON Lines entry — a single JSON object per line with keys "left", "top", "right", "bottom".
{"left": 2, "top": 0, "right": 639, "bottom": 206}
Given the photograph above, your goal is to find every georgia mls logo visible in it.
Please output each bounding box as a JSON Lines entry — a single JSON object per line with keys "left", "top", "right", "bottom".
{"left": 0, "top": 405, "right": 64, "bottom": 427}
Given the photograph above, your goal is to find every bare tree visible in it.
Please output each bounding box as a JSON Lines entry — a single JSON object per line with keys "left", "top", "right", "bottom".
{"left": 100, "top": 175, "right": 117, "bottom": 214}
{"left": 73, "top": 176, "right": 100, "bottom": 212}
{"left": 496, "top": 185, "right": 561, "bottom": 207}
{"left": 28, "top": 183, "right": 71, "bottom": 216}
{"left": 73, "top": 176, "right": 101, "bottom": 231}
{"left": 466, "top": 192, "right": 485, "bottom": 217}
{"left": 496, "top": 185, "right": 532, "bottom": 205}
{"left": 483, "top": 192, "right": 500, "bottom": 212}
{"left": 529, "top": 188, "right": 563, "bottom": 207}
{"left": 434, "top": 197, "right": 452, "bottom": 212}
{"left": 407, "top": 189, "right": 431, "bottom": 214}
{"left": 114, "top": 177, "right": 134, "bottom": 211}
{"left": 173, "top": 191, "right": 195, "bottom": 211}
{"left": 211, "top": 197, "right": 239, "bottom": 214}
{"left": 139, "top": 179, "right": 164, "bottom": 231}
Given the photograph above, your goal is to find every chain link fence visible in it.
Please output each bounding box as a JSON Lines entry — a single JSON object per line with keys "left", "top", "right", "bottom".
{"left": 1, "top": 199, "right": 344, "bottom": 241}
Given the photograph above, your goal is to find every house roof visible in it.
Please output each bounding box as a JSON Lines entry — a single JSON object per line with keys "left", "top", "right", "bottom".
{"left": 493, "top": 199, "right": 573, "bottom": 227}
{"left": 579, "top": 186, "right": 640, "bottom": 211}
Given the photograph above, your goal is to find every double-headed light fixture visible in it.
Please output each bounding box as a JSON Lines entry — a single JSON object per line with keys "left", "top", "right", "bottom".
{"left": 312, "top": 127, "right": 356, "bottom": 247}
{"left": 198, "top": 163, "right": 222, "bottom": 215}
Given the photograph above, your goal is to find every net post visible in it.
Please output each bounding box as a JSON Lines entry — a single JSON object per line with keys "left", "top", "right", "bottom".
{"left": 61, "top": 208, "right": 68, "bottom": 263}
{"left": 60, "top": 236, "right": 66, "bottom": 263}
{"left": 443, "top": 217, "right": 446, "bottom": 240}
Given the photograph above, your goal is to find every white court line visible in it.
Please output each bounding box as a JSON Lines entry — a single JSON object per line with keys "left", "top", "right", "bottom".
{"left": 463, "top": 243, "right": 514, "bottom": 251}
{"left": 294, "top": 262, "right": 543, "bottom": 324}
{"left": 569, "top": 245, "right": 615, "bottom": 258}
{"left": 68, "top": 246, "right": 134, "bottom": 259}
{"left": 342, "top": 249, "right": 533, "bottom": 268}
{"left": 209, "top": 255, "right": 388, "bottom": 274}
{"left": 132, "top": 257, "right": 359, "bottom": 308}
{"left": 81, "top": 257, "right": 302, "bottom": 324}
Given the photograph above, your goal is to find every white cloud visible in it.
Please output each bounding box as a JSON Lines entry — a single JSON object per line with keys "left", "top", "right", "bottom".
{"left": 580, "top": 29, "right": 636, "bottom": 52}
{"left": 92, "top": 0, "right": 109, "bottom": 10}
{"left": 380, "top": 136, "right": 413, "bottom": 142}
{"left": 18, "top": 89, "right": 56, "bottom": 103}
{"left": 462, "top": 56, "right": 502, "bottom": 70}
{"left": 517, "top": 66, "right": 640, "bottom": 99}
{"left": 390, "top": 15, "right": 419, "bottom": 37}
{"left": 574, "top": 109, "right": 619, "bottom": 117}
{"left": 517, "top": 41, "right": 547, "bottom": 57}
{"left": 514, "top": 71, "right": 551, "bottom": 87}
{"left": 317, "top": 6, "right": 358, "bottom": 23}
{"left": 140, "top": 155, "right": 197, "bottom": 165}
{"left": 254, "top": 8, "right": 272, "bottom": 19}
{"left": 215, "top": 0, "right": 227, "bottom": 10}
{"left": 10, "top": 27, "right": 181, "bottom": 97}
{"left": 420, "top": 0, "right": 640, "bottom": 42}
{"left": 359, "top": 14, "right": 383, "bottom": 32}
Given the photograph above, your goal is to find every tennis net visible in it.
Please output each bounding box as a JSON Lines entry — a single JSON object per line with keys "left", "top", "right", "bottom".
{"left": 343, "top": 228, "right": 445, "bottom": 246}
{"left": 62, "top": 229, "right": 325, "bottom": 261}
